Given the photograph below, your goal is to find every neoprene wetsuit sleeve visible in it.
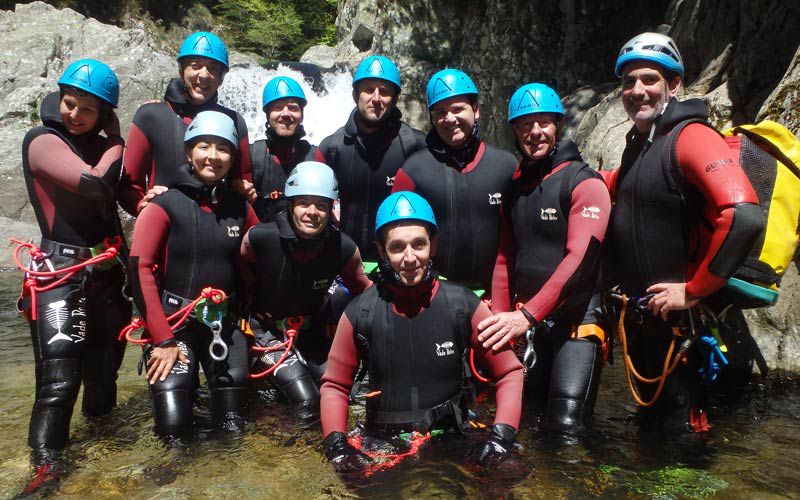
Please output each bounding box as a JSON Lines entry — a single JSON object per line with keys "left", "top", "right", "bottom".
{"left": 597, "top": 169, "right": 618, "bottom": 198}
{"left": 339, "top": 247, "right": 373, "bottom": 295}
{"left": 129, "top": 203, "right": 174, "bottom": 345}
{"left": 27, "top": 133, "right": 123, "bottom": 201}
{"left": 314, "top": 148, "right": 327, "bottom": 163}
{"left": 233, "top": 114, "right": 253, "bottom": 183}
{"left": 470, "top": 303, "right": 523, "bottom": 430}
{"left": 521, "top": 177, "right": 611, "bottom": 323}
{"left": 120, "top": 119, "right": 151, "bottom": 213}
{"left": 676, "top": 124, "right": 763, "bottom": 298}
{"left": 320, "top": 313, "right": 359, "bottom": 436}
{"left": 391, "top": 168, "right": 416, "bottom": 192}
{"left": 490, "top": 207, "right": 515, "bottom": 313}
{"left": 236, "top": 207, "right": 261, "bottom": 308}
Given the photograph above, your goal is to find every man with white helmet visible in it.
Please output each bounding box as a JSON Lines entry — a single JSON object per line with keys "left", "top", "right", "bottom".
{"left": 603, "top": 32, "right": 763, "bottom": 429}
{"left": 241, "top": 161, "right": 371, "bottom": 423}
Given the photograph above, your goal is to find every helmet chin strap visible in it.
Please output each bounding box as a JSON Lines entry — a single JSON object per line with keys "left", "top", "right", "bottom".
{"left": 378, "top": 257, "right": 436, "bottom": 286}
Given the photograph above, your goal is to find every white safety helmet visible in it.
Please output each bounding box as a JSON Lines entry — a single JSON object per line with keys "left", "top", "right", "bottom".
{"left": 184, "top": 111, "right": 239, "bottom": 150}
{"left": 615, "top": 32, "right": 684, "bottom": 78}
{"left": 285, "top": 161, "right": 339, "bottom": 201}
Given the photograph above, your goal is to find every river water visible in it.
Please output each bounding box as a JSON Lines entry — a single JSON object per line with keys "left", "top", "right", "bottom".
{"left": 0, "top": 270, "right": 798, "bottom": 498}
{"left": 2, "top": 66, "right": 799, "bottom": 498}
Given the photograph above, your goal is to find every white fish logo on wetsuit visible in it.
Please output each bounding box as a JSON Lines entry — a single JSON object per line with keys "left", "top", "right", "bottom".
{"left": 227, "top": 225, "right": 240, "bottom": 237}
{"left": 488, "top": 193, "right": 502, "bottom": 205}
{"left": 580, "top": 206, "right": 601, "bottom": 219}
{"left": 46, "top": 299, "right": 86, "bottom": 344}
{"left": 540, "top": 207, "right": 558, "bottom": 221}
{"left": 386, "top": 176, "right": 395, "bottom": 187}
{"left": 435, "top": 341, "right": 455, "bottom": 357}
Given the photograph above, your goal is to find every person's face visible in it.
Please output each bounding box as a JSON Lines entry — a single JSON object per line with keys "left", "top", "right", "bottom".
{"left": 188, "top": 138, "right": 234, "bottom": 185}
{"left": 353, "top": 78, "right": 396, "bottom": 126}
{"left": 621, "top": 61, "right": 681, "bottom": 132}
{"left": 290, "top": 195, "right": 331, "bottom": 239}
{"left": 267, "top": 97, "right": 304, "bottom": 137}
{"left": 377, "top": 222, "right": 436, "bottom": 287}
{"left": 431, "top": 96, "right": 479, "bottom": 148}
{"left": 181, "top": 56, "right": 226, "bottom": 105}
{"left": 59, "top": 90, "right": 101, "bottom": 136}
{"left": 511, "top": 113, "right": 560, "bottom": 161}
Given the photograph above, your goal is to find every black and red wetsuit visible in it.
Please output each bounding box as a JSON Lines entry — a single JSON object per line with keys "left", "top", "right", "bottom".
{"left": 21, "top": 92, "right": 132, "bottom": 462}
{"left": 321, "top": 277, "right": 523, "bottom": 437}
{"left": 121, "top": 79, "right": 252, "bottom": 213}
{"left": 319, "top": 108, "right": 426, "bottom": 260}
{"left": 490, "top": 139, "right": 611, "bottom": 429}
{"left": 129, "top": 167, "right": 259, "bottom": 436}
{"left": 602, "top": 98, "right": 763, "bottom": 416}
{"left": 492, "top": 140, "right": 611, "bottom": 321}
{"left": 240, "top": 212, "right": 371, "bottom": 417}
{"left": 250, "top": 129, "right": 326, "bottom": 222}
{"left": 393, "top": 132, "right": 517, "bottom": 292}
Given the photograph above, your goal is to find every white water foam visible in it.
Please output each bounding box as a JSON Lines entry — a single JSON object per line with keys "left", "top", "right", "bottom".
{"left": 219, "top": 65, "right": 355, "bottom": 145}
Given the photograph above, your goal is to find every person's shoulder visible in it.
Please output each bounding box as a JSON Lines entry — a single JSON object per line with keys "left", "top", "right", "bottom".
{"left": 438, "top": 280, "right": 482, "bottom": 310}
{"left": 319, "top": 127, "right": 346, "bottom": 150}
{"left": 132, "top": 101, "right": 171, "bottom": 125}
{"left": 483, "top": 143, "right": 518, "bottom": 164}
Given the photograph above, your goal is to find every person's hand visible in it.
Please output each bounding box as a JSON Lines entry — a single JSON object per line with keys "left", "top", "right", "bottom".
{"left": 646, "top": 282, "right": 699, "bottom": 320}
{"left": 146, "top": 343, "right": 189, "bottom": 384}
{"left": 102, "top": 111, "right": 121, "bottom": 137}
{"left": 476, "top": 423, "right": 517, "bottom": 468}
{"left": 137, "top": 185, "right": 169, "bottom": 212}
{"left": 477, "top": 310, "right": 531, "bottom": 351}
{"left": 322, "top": 431, "right": 371, "bottom": 473}
{"left": 232, "top": 179, "right": 257, "bottom": 203}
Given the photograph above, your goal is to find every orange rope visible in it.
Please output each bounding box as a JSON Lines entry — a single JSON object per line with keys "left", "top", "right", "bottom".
{"left": 616, "top": 294, "right": 686, "bottom": 408}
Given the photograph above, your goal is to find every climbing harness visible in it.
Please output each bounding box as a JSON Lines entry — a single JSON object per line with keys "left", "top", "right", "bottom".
{"left": 609, "top": 292, "right": 697, "bottom": 408}
{"left": 249, "top": 315, "right": 304, "bottom": 380}
{"left": 117, "top": 287, "right": 228, "bottom": 351}
{"left": 10, "top": 236, "right": 122, "bottom": 320}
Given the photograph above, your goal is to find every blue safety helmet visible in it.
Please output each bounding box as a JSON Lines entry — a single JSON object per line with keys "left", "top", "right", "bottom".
{"left": 184, "top": 111, "right": 239, "bottom": 150}
{"left": 615, "top": 32, "right": 684, "bottom": 78}
{"left": 285, "top": 161, "right": 338, "bottom": 201}
{"left": 507, "top": 83, "right": 564, "bottom": 123}
{"left": 375, "top": 191, "right": 437, "bottom": 235}
{"left": 352, "top": 55, "right": 402, "bottom": 91}
{"left": 426, "top": 68, "right": 479, "bottom": 109}
{"left": 262, "top": 76, "right": 307, "bottom": 111}
{"left": 178, "top": 31, "right": 229, "bottom": 69}
{"left": 57, "top": 59, "right": 119, "bottom": 108}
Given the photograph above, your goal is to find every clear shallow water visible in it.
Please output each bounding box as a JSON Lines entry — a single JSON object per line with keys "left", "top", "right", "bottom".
{"left": 0, "top": 270, "right": 798, "bottom": 498}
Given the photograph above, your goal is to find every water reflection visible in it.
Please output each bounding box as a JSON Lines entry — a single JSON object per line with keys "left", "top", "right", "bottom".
{"left": 0, "top": 271, "right": 798, "bottom": 497}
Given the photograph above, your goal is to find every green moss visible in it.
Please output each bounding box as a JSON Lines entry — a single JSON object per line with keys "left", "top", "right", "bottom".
{"left": 597, "top": 464, "right": 728, "bottom": 499}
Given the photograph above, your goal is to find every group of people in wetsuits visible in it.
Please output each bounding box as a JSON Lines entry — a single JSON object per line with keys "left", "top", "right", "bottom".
{"left": 18, "top": 28, "right": 765, "bottom": 488}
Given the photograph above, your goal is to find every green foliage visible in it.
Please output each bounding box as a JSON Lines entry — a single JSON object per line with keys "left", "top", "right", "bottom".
{"left": 4, "top": 0, "right": 337, "bottom": 61}
{"left": 596, "top": 463, "right": 729, "bottom": 499}
{"left": 215, "top": 0, "right": 337, "bottom": 61}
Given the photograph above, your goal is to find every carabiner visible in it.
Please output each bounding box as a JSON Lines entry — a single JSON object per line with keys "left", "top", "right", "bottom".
{"left": 208, "top": 319, "right": 228, "bottom": 362}
{"left": 523, "top": 328, "right": 537, "bottom": 370}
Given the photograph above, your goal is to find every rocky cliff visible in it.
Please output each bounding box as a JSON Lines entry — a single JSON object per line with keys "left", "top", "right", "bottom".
{"left": 325, "top": 0, "right": 800, "bottom": 374}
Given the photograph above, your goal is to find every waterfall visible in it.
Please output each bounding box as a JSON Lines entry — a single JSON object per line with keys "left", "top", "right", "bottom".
{"left": 219, "top": 64, "right": 355, "bottom": 146}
